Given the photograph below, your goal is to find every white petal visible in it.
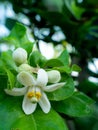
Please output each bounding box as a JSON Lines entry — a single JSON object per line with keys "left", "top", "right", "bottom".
{"left": 27, "top": 86, "right": 41, "bottom": 95}
{"left": 36, "top": 69, "right": 48, "bottom": 87}
{"left": 43, "top": 82, "right": 65, "bottom": 92}
{"left": 4, "top": 87, "right": 27, "bottom": 96}
{"left": 22, "top": 94, "right": 37, "bottom": 115}
{"left": 17, "top": 71, "right": 36, "bottom": 86}
{"left": 38, "top": 92, "right": 51, "bottom": 113}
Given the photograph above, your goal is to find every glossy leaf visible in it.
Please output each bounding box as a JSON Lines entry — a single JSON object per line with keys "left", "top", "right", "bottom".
{"left": 5, "top": 69, "right": 16, "bottom": 89}
{"left": 58, "top": 50, "right": 70, "bottom": 66}
{"left": 33, "top": 109, "right": 68, "bottom": 130}
{"left": 53, "top": 66, "right": 71, "bottom": 74}
{"left": 0, "top": 75, "right": 7, "bottom": 101}
{"left": 0, "top": 96, "right": 68, "bottom": 130}
{"left": 71, "top": 64, "right": 81, "bottom": 72}
{"left": 29, "top": 51, "right": 47, "bottom": 67}
{"left": 4, "top": 22, "right": 34, "bottom": 54}
{"left": 44, "top": 59, "right": 63, "bottom": 68}
{"left": 1, "top": 50, "right": 17, "bottom": 71}
{"left": 52, "top": 91, "right": 94, "bottom": 117}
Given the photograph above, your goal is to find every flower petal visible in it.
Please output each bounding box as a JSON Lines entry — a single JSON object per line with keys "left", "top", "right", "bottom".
{"left": 22, "top": 94, "right": 37, "bottom": 115}
{"left": 17, "top": 71, "right": 36, "bottom": 86}
{"left": 43, "top": 82, "right": 65, "bottom": 92}
{"left": 38, "top": 92, "right": 51, "bottom": 113}
{"left": 36, "top": 69, "right": 48, "bottom": 87}
{"left": 4, "top": 87, "right": 27, "bottom": 96}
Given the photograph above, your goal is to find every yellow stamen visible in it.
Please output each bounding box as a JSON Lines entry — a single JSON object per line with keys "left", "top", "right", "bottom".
{"left": 27, "top": 91, "right": 42, "bottom": 100}
{"left": 36, "top": 92, "right": 42, "bottom": 99}
{"left": 27, "top": 91, "right": 35, "bottom": 98}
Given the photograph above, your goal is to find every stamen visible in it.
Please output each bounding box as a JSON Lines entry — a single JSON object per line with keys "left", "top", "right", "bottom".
{"left": 36, "top": 92, "right": 42, "bottom": 99}
{"left": 27, "top": 91, "right": 35, "bottom": 98}
{"left": 27, "top": 90, "right": 41, "bottom": 101}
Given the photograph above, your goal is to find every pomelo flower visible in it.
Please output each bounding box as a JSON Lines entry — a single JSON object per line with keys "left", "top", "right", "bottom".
{"left": 5, "top": 69, "right": 65, "bottom": 115}
{"left": 12, "top": 48, "right": 27, "bottom": 65}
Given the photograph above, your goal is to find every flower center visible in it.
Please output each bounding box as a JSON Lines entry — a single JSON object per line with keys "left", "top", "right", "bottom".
{"left": 27, "top": 91, "right": 42, "bottom": 103}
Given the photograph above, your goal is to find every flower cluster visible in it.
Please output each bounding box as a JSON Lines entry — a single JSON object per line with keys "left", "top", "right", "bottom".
{"left": 5, "top": 48, "right": 65, "bottom": 115}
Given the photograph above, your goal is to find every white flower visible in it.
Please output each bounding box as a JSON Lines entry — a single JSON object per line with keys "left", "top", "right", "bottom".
{"left": 12, "top": 48, "right": 27, "bottom": 65}
{"left": 5, "top": 69, "right": 65, "bottom": 115}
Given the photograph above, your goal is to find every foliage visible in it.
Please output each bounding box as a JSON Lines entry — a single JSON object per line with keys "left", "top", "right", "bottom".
{"left": 0, "top": 22, "right": 95, "bottom": 130}
{"left": 0, "top": 0, "right": 98, "bottom": 129}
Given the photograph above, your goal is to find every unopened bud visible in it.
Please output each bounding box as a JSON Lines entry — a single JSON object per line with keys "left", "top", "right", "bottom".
{"left": 47, "top": 70, "right": 61, "bottom": 83}
{"left": 18, "top": 64, "right": 33, "bottom": 73}
{"left": 12, "top": 48, "right": 27, "bottom": 65}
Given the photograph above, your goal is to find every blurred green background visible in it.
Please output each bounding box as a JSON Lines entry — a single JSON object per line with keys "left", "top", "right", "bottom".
{"left": 0, "top": 0, "right": 98, "bottom": 130}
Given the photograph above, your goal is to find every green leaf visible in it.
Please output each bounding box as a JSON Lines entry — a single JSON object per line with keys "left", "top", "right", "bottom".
{"left": 71, "top": 64, "right": 81, "bottom": 72}
{"left": 29, "top": 51, "right": 47, "bottom": 67}
{"left": 58, "top": 49, "right": 70, "bottom": 66}
{"left": 78, "top": 80, "right": 98, "bottom": 93}
{"left": 64, "top": 0, "right": 85, "bottom": 19}
{"left": 53, "top": 64, "right": 81, "bottom": 74}
{"left": 52, "top": 91, "right": 94, "bottom": 117}
{"left": 5, "top": 69, "right": 16, "bottom": 89}
{"left": 1, "top": 50, "right": 17, "bottom": 71}
{"left": 0, "top": 96, "right": 36, "bottom": 130}
{"left": 5, "top": 18, "right": 16, "bottom": 30}
{"left": 47, "top": 76, "right": 74, "bottom": 101}
{"left": 4, "top": 22, "right": 34, "bottom": 54}
{"left": 53, "top": 66, "right": 71, "bottom": 74}
{"left": 43, "top": 59, "right": 63, "bottom": 68}
{"left": 0, "top": 75, "right": 7, "bottom": 101}
{"left": 11, "top": 115, "right": 37, "bottom": 130}
{"left": 34, "top": 109, "right": 68, "bottom": 130}
{"left": 74, "top": 92, "right": 94, "bottom": 105}
{"left": 0, "top": 59, "right": 5, "bottom": 73}
{"left": 0, "top": 96, "right": 68, "bottom": 130}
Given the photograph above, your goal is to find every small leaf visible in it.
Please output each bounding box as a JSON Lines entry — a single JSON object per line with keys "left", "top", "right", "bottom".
{"left": 53, "top": 66, "right": 71, "bottom": 74}
{"left": 58, "top": 49, "right": 70, "bottom": 66}
{"left": 44, "top": 59, "right": 63, "bottom": 68}
{"left": 4, "top": 22, "right": 34, "bottom": 54}
{"left": 29, "top": 51, "right": 47, "bottom": 67}
{"left": 1, "top": 50, "right": 17, "bottom": 71}
{"left": 5, "top": 69, "right": 16, "bottom": 89}
{"left": 71, "top": 64, "right": 81, "bottom": 72}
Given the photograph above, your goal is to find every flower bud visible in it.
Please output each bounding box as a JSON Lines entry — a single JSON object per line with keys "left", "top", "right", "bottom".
{"left": 47, "top": 70, "right": 61, "bottom": 83}
{"left": 18, "top": 64, "right": 33, "bottom": 73}
{"left": 12, "top": 48, "right": 27, "bottom": 65}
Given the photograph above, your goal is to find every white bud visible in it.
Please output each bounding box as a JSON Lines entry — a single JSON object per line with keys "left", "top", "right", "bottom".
{"left": 47, "top": 70, "right": 61, "bottom": 83}
{"left": 18, "top": 64, "right": 33, "bottom": 73}
{"left": 12, "top": 48, "right": 27, "bottom": 65}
